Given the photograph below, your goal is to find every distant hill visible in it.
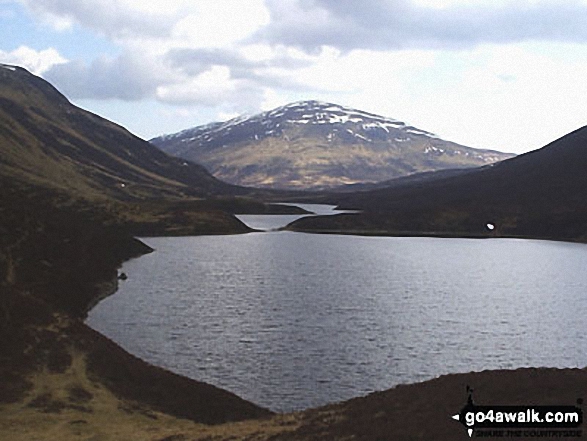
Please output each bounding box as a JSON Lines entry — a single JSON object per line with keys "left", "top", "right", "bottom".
{"left": 288, "top": 126, "right": 587, "bottom": 242}
{"left": 151, "top": 100, "right": 513, "bottom": 190}
{"left": 0, "top": 63, "right": 242, "bottom": 202}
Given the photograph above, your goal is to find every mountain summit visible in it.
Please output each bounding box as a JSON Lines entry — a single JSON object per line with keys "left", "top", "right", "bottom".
{"left": 152, "top": 100, "right": 513, "bottom": 190}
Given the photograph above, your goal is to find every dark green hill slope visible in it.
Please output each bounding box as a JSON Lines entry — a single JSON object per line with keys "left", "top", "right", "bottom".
{"left": 0, "top": 64, "right": 298, "bottom": 234}
{"left": 0, "top": 64, "right": 240, "bottom": 201}
{"left": 0, "top": 176, "right": 270, "bottom": 423}
{"left": 288, "top": 127, "right": 587, "bottom": 242}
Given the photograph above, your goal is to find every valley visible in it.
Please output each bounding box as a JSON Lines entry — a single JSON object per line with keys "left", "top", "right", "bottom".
{"left": 1, "top": 64, "right": 586, "bottom": 441}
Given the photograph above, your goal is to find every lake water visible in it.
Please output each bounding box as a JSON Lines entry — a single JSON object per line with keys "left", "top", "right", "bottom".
{"left": 87, "top": 208, "right": 587, "bottom": 412}
{"left": 235, "top": 203, "right": 352, "bottom": 231}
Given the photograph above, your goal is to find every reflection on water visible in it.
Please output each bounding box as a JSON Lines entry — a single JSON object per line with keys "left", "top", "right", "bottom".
{"left": 87, "top": 228, "right": 587, "bottom": 412}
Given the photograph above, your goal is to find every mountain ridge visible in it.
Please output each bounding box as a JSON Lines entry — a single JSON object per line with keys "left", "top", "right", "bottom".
{"left": 152, "top": 100, "right": 514, "bottom": 190}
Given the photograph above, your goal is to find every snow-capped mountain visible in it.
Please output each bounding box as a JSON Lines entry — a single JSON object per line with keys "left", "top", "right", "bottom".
{"left": 152, "top": 101, "right": 514, "bottom": 190}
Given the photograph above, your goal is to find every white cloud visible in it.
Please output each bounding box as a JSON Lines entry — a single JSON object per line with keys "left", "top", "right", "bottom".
{"left": 0, "top": 45, "right": 67, "bottom": 74}
{"left": 156, "top": 65, "right": 238, "bottom": 105}
{"left": 246, "top": 40, "right": 587, "bottom": 153}
{"left": 20, "top": 0, "right": 270, "bottom": 45}
{"left": 294, "top": 47, "right": 436, "bottom": 94}
{"left": 217, "top": 111, "right": 241, "bottom": 121}
{"left": 260, "top": 0, "right": 587, "bottom": 52}
{"left": 171, "top": 0, "right": 270, "bottom": 48}
{"left": 44, "top": 51, "right": 171, "bottom": 100}
{"left": 20, "top": 0, "right": 177, "bottom": 38}
{"left": 20, "top": 0, "right": 280, "bottom": 108}
{"left": 411, "top": 0, "right": 516, "bottom": 8}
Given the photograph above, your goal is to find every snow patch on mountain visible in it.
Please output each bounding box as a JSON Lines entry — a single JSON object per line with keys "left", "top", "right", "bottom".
{"left": 154, "top": 100, "right": 443, "bottom": 148}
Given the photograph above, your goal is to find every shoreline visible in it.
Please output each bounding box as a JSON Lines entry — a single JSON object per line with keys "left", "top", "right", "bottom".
{"left": 83, "top": 231, "right": 587, "bottom": 413}
{"left": 0, "top": 190, "right": 274, "bottom": 439}
{"left": 285, "top": 225, "right": 587, "bottom": 245}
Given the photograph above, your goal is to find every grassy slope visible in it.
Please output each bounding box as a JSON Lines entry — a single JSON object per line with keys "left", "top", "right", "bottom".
{"left": 0, "top": 66, "right": 237, "bottom": 201}
{"left": 288, "top": 127, "right": 587, "bottom": 243}
{"left": 0, "top": 178, "right": 271, "bottom": 431}
{"left": 0, "top": 66, "right": 312, "bottom": 235}
{"left": 0, "top": 66, "right": 301, "bottom": 438}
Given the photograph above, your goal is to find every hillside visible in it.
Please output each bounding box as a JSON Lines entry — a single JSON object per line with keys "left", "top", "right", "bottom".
{"left": 0, "top": 66, "right": 276, "bottom": 431}
{"left": 0, "top": 177, "right": 272, "bottom": 433}
{"left": 0, "top": 64, "right": 307, "bottom": 234}
{"left": 0, "top": 64, "right": 248, "bottom": 201}
{"left": 152, "top": 100, "right": 513, "bottom": 190}
{"left": 288, "top": 126, "right": 587, "bottom": 242}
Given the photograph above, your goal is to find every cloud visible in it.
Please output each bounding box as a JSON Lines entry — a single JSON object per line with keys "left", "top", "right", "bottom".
{"left": 17, "top": 0, "right": 290, "bottom": 106}
{"left": 165, "top": 48, "right": 259, "bottom": 77}
{"left": 164, "top": 46, "right": 316, "bottom": 93}
{"left": 44, "top": 52, "right": 164, "bottom": 100}
{"left": 25, "top": 0, "right": 587, "bottom": 107}
{"left": 40, "top": 44, "right": 315, "bottom": 107}
{"left": 170, "top": 0, "right": 270, "bottom": 48}
{"left": 422, "top": 43, "right": 587, "bottom": 152}
{"left": 327, "top": 41, "right": 587, "bottom": 153}
{"left": 20, "top": 0, "right": 270, "bottom": 45}
{"left": 155, "top": 65, "right": 268, "bottom": 115}
{"left": 259, "top": 0, "right": 587, "bottom": 52}
{"left": 165, "top": 47, "right": 312, "bottom": 76}
{"left": 155, "top": 65, "right": 237, "bottom": 105}
{"left": 20, "top": 0, "right": 177, "bottom": 38}
{"left": 0, "top": 45, "right": 67, "bottom": 74}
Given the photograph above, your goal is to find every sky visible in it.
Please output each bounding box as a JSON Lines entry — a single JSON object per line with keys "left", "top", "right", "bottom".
{"left": 2, "top": 1, "right": 587, "bottom": 154}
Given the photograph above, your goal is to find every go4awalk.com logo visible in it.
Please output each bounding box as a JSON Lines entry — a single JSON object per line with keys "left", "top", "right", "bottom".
{"left": 451, "top": 387, "right": 583, "bottom": 438}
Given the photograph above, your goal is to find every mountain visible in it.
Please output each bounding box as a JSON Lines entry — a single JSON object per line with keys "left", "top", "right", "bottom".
{"left": 151, "top": 100, "right": 514, "bottom": 190}
{"left": 288, "top": 126, "right": 587, "bottom": 242}
{"left": 0, "top": 63, "right": 242, "bottom": 202}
